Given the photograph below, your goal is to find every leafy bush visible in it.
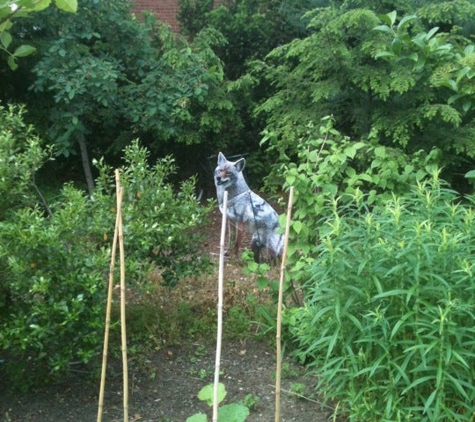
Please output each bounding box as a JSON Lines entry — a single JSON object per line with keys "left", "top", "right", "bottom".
{"left": 0, "top": 134, "right": 212, "bottom": 379}
{"left": 0, "top": 104, "right": 52, "bottom": 219}
{"left": 0, "top": 192, "right": 110, "bottom": 373}
{"left": 275, "top": 117, "right": 438, "bottom": 294}
{"left": 288, "top": 173, "right": 475, "bottom": 421}
{"left": 94, "top": 140, "right": 213, "bottom": 286}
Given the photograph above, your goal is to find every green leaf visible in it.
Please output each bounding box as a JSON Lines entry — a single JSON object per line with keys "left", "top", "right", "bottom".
{"left": 218, "top": 403, "right": 250, "bottom": 422}
{"left": 198, "top": 383, "right": 226, "bottom": 407}
{"left": 323, "top": 183, "right": 338, "bottom": 196}
{"left": 292, "top": 220, "right": 303, "bottom": 234}
{"left": 371, "top": 289, "right": 407, "bottom": 302}
{"left": 358, "top": 173, "right": 373, "bottom": 183}
{"left": 0, "top": 18, "right": 13, "bottom": 31}
{"left": 464, "top": 45, "right": 474, "bottom": 56}
{"left": 256, "top": 276, "right": 268, "bottom": 290}
{"left": 464, "top": 170, "right": 475, "bottom": 179}
{"left": 391, "top": 38, "right": 402, "bottom": 55}
{"left": 387, "top": 11, "right": 397, "bottom": 26}
{"left": 186, "top": 414, "right": 208, "bottom": 422}
{"left": 54, "top": 0, "right": 77, "bottom": 12}
{"left": 443, "top": 79, "right": 458, "bottom": 92}
{"left": 378, "top": 11, "right": 397, "bottom": 27}
{"left": 247, "top": 261, "right": 258, "bottom": 272}
{"left": 0, "top": 30, "right": 12, "bottom": 49}
{"left": 397, "top": 15, "right": 416, "bottom": 32}
{"left": 7, "top": 55, "right": 18, "bottom": 70}
{"left": 32, "top": 0, "right": 51, "bottom": 11}
{"left": 423, "top": 390, "right": 437, "bottom": 414}
{"left": 412, "top": 33, "right": 426, "bottom": 49}
{"left": 374, "top": 146, "right": 386, "bottom": 157}
{"left": 402, "top": 375, "right": 436, "bottom": 395}
{"left": 372, "top": 25, "right": 393, "bottom": 34}
{"left": 13, "top": 44, "right": 36, "bottom": 57}
{"left": 17, "top": 0, "right": 36, "bottom": 8}
{"left": 445, "top": 373, "right": 470, "bottom": 399}
{"left": 344, "top": 142, "right": 364, "bottom": 159}
{"left": 285, "top": 173, "right": 296, "bottom": 186}
{"left": 426, "top": 27, "right": 439, "bottom": 40}
{"left": 374, "top": 51, "right": 396, "bottom": 59}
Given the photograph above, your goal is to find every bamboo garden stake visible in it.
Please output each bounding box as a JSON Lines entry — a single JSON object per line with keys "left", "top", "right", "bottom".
{"left": 97, "top": 171, "right": 123, "bottom": 422}
{"left": 275, "top": 186, "right": 295, "bottom": 422}
{"left": 96, "top": 170, "right": 128, "bottom": 422}
{"left": 97, "top": 182, "right": 122, "bottom": 422}
{"left": 213, "top": 190, "right": 228, "bottom": 422}
{"left": 116, "top": 169, "right": 129, "bottom": 422}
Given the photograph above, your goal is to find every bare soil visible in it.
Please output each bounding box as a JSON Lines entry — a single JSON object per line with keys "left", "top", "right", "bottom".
{"left": 2, "top": 340, "right": 333, "bottom": 422}
{"left": 1, "top": 206, "right": 336, "bottom": 422}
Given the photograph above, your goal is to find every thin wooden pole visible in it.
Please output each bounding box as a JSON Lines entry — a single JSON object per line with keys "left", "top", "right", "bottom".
{"left": 275, "top": 186, "right": 295, "bottom": 422}
{"left": 115, "top": 169, "right": 129, "bottom": 422}
{"left": 213, "top": 190, "right": 228, "bottom": 422}
{"left": 97, "top": 174, "right": 123, "bottom": 422}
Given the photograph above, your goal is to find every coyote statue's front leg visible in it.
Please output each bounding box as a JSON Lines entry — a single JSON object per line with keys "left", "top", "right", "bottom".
{"left": 214, "top": 152, "right": 283, "bottom": 263}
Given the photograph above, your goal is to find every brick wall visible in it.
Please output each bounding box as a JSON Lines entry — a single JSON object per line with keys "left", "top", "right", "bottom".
{"left": 133, "top": 0, "right": 221, "bottom": 32}
{"left": 133, "top": 0, "right": 181, "bottom": 32}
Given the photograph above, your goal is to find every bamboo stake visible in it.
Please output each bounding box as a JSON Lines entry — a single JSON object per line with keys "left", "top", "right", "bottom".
{"left": 275, "top": 186, "right": 295, "bottom": 422}
{"left": 97, "top": 174, "right": 123, "bottom": 422}
{"left": 213, "top": 190, "right": 228, "bottom": 422}
{"left": 116, "top": 169, "right": 129, "bottom": 422}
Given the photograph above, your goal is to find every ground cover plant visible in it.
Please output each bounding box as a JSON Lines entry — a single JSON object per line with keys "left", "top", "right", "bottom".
{"left": 287, "top": 172, "right": 475, "bottom": 421}
{"left": 186, "top": 382, "right": 250, "bottom": 422}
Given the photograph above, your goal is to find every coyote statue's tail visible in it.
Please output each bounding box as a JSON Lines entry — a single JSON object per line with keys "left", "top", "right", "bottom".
{"left": 214, "top": 152, "right": 283, "bottom": 262}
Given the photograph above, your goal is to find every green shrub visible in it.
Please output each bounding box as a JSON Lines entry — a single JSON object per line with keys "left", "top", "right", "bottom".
{"left": 268, "top": 117, "right": 439, "bottom": 304}
{"left": 0, "top": 135, "right": 212, "bottom": 379}
{"left": 0, "top": 196, "right": 110, "bottom": 372}
{"left": 0, "top": 103, "right": 52, "bottom": 219}
{"left": 289, "top": 173, "right": 475, "bottom": 421}
{"left": 94, "top": 140, "right": 213, "bottom": 286}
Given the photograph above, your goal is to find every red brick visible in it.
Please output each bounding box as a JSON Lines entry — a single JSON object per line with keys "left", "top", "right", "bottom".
{"left": 133, "top": 0, "right": 181, "bottom": 31}
{"left": 133, "top": 0, "right": 219, "bottom": 32}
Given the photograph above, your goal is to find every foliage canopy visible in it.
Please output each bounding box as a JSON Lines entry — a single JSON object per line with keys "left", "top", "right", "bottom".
{"left": 3, "top": 0, "right": 230, "bottom": 191}
{"left": 0, "top": 0, "right": 77, "bottom": 69}
{"left": 255, "top": 1, "right": 475, "bottom": 189}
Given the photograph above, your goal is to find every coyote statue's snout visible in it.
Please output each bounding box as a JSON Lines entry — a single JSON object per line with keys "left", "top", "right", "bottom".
{"left": 214, "top": 152, "right": 283, "bottom": 262}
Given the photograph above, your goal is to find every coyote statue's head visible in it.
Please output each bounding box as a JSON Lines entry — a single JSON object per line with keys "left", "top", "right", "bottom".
{"left": 214, "top": 152, "right": 246, "bottom": 190}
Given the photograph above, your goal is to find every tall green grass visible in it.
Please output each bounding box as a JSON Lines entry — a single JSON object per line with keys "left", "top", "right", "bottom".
{"left": 290, "top": 175, "right": 475, "bottom": 421}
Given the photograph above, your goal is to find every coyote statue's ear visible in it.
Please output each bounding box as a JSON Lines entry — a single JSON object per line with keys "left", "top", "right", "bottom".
{"left": 217, "top": 152, "right": 226, "bottom": 165}
{"left": 235, "top": 157, "right": 245, "bottom": 172}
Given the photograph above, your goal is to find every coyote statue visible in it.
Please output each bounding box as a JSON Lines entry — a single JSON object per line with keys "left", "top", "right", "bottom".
{"left": 214, "top": 152, "right": 283, "bottom": 262}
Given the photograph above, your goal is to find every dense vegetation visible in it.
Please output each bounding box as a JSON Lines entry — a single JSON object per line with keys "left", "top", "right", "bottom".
{"left": 0, "top": 105, "right": 211, "bottom": 380}
{"left": 284, "top": 164, "right": 475, "bottom": 421}
{"left": 1, "top": 0, "right": 475, "bottom": 420}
